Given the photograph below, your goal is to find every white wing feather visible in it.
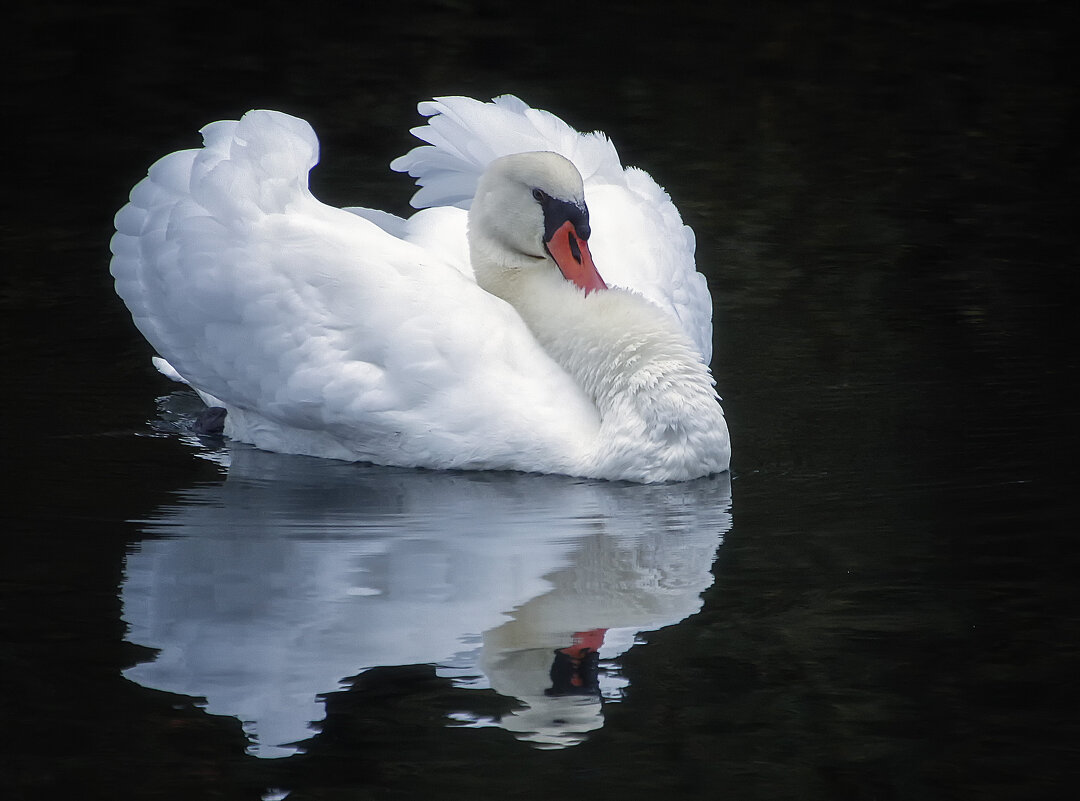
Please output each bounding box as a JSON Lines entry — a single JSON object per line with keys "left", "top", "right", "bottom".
{"left": 111, "top": 110, "right": 598, "bottom": 471}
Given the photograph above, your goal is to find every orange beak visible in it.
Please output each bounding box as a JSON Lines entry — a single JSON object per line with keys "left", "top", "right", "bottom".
{"left": 545, "top": 219, "right": 607, "bottom": 295}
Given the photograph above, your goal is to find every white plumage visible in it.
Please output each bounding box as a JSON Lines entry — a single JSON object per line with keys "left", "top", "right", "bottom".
{"left": 110, "top": 95, "right": 730, "bottom": 482}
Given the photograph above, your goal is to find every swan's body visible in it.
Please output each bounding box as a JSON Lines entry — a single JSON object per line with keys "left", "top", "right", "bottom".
{"left": 110, "top": 96, "right": 730, "bottom": 482}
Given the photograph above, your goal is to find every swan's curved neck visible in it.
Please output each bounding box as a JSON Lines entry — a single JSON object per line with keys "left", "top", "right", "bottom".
{"left": 471, "top": 243, "right": 728, "bottom": 481}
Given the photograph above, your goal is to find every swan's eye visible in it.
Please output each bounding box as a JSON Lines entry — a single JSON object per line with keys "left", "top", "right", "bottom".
{"left": 531, "top": 188, "right": 545, "bottom": 202}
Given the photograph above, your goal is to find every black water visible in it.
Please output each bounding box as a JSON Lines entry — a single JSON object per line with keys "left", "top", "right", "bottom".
{"left": 3, "top": 2, "right": 1077, "bottom": 799}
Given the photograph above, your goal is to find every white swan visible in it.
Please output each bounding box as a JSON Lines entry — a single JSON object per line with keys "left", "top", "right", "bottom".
{"left": 110, "top": 96, "right": 730, "bottom": 482}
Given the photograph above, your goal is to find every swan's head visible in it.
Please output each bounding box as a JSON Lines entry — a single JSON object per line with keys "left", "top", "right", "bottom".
{"left": 468, "top": 152, "right": 607, "bottom": 297}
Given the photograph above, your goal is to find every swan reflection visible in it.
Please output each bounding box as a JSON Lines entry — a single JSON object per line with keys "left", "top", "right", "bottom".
{"left": 122, "top": 432, "right": 731, "bottom": 756}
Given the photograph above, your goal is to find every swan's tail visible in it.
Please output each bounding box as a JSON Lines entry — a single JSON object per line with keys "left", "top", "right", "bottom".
{"left": 191, "top": 110, "right": 319, "bottom": 220}
{"left": 110, "top": 110, "right": 318, "bottom": 392}
{"left": 390, "top": 95, "right": 626, "bottom": 209}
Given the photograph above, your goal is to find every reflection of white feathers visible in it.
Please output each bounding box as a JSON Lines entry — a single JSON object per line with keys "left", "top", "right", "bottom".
{"left": 122, "top": 443, "right": 731, "bottom": 756}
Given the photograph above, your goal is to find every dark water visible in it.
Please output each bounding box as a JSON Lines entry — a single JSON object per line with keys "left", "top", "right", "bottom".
{"left": 3, "top": 1, "right": 1077, "bottom": 798}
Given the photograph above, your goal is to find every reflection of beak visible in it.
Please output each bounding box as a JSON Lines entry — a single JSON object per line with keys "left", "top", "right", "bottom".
{"left": 544, "top": 220, "right": 608, "bottom": 295}
{"left": 548, "top": 628, "right": 607, "bottom": 696}
{"left": 559, "top": 628, "right": 607, "bottom": 658}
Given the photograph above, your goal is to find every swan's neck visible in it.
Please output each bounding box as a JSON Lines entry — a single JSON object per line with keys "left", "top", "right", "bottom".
{"left": 474, "top": 252, "right": 729, "bottom": 481}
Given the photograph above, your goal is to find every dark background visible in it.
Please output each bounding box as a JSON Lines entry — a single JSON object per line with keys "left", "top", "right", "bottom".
{"left": 2, "top": 1, "right": 1077, "bottom": 798}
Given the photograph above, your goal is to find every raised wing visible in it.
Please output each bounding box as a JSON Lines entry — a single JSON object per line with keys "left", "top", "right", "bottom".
{"left": 110, "top": 110, "right": 597, "bottom": 468}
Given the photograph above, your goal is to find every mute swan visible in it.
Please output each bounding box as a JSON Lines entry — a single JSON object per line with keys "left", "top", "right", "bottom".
{"left": 110, "top": 96, "right": 730, "bottom": 482}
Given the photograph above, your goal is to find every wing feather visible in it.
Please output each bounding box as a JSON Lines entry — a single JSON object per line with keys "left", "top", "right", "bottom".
{"left": 110, "top": 109, "right": 598, "bottom": 470}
